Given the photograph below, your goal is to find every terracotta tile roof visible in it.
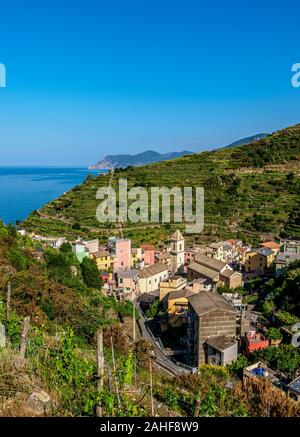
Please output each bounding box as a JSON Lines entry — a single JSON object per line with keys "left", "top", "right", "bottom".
{"left": 260, "top": 241, "right": 280, "bottom": 250}
{"left": 140, "top": 244, "right": 155, "bottom": 251}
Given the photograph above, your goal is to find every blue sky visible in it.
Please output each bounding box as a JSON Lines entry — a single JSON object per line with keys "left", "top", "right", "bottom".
{"left": 0, "top": 0, "right": 300, "bottom": 166}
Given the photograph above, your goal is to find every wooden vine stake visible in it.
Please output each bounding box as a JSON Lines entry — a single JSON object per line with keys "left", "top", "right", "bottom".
{"left": 6, "top": 282, "right": 11, "bottom": 322}
{"left": 96, "top": 329, "right": 104, "bottom": 417}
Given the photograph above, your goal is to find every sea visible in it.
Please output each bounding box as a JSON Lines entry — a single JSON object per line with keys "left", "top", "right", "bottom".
{"left": 0, "top": 167, "right": 104, "bottom": 225}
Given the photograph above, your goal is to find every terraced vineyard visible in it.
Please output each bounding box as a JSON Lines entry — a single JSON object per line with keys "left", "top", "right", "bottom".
{"left": 24, "top": 124, "right": 300, "bottom": 245}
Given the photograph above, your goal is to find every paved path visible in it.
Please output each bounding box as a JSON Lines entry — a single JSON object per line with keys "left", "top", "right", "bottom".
{"left": 135, "top": 304, "right": 191, "bottom": 376}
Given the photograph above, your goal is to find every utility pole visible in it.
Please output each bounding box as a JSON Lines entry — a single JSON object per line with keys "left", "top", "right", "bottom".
{"left": 96, "top": 329, "right": 104, "bottom": 417}
{"left": 133, "top": 302, "right": 137, "bottom": 386}
{"left": 133, "top": 302, "right": 136, "bottom": 342}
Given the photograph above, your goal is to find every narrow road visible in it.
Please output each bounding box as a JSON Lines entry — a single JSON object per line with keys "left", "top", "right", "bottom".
{"left": 135, "top": 304, "right": 191, "bottom": 376}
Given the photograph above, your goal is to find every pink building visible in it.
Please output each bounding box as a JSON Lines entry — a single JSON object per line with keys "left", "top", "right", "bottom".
{"left": 114, "top": 238, "right": 131, "bottom": 272}
{"left": 141, "top": 244, "right": 155, "bottom": 266}
{"left": 184, "top": 247, "right": 200, "bottom": 265}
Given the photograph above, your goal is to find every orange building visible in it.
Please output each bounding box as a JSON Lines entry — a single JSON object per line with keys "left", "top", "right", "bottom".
{"left": 245, "top": 330, "right": 269, "bottom": 356}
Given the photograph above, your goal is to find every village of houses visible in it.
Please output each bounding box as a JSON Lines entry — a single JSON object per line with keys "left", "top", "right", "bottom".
{"left": 17, "top": 227, "right": 300, "bottom": 402}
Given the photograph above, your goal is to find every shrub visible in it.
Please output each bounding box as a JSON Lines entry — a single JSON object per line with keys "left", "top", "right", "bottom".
{"left": 276, "top": 311, "right": 299, "bottom": 326}
{"left": 81, "top": 257, "right": 101, "bottom": 289}
{"left": 265, "top": 327, "right": 282, "bottom": 341}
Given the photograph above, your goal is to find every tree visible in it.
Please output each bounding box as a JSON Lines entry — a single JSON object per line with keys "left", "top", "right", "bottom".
{"left": 262, "top": 300, "right": 275, "bottom": 316}
{"left": 253, "top": 345, "right": 300, "bottom": 378}
{"left": 81, "top": 257, "right": 101, "bottom": 288}
{"left": 145, "top": 299, "right": 160, "bottom": 318}
{"left": 60, "top": 242, "right": 72, "bottom": 253}
{"left": 85, "top": 174, "right": 95, "bottom": 182}
{"left": 228, "top": 354, "right": 249, "bottom": 378}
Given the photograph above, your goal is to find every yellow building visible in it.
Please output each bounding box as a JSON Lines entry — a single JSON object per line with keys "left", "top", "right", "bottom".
{"left": 208, "top": 242, "right": 224, "bottom": 261}
{"left": 245, "top": 248, "right": 275, "bottom": 273}
{"left": 167, "top": 289, "right": 196, "bottom": 327}
{"left": 159, "top": 275, "right": 186, "bottom": 301}
{"left": 131, "top": 247, "right": 142, "bottom": 267}
{"left": 92, "top": 250, "right": 115, "bottom": 271}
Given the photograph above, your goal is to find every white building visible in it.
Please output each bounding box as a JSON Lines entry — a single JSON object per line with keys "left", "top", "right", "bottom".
{"left": 170, "top": 229, "right": 185, "bottom": 274}
{"left": 139, "top": 263, "right": 169, "bottom": 294}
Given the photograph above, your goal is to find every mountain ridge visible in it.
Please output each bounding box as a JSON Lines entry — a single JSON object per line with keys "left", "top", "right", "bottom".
{"left": 89, "top": 150, "right": 192, "bottom": 169}
{"left": 223, "top": 133, "right": 269, "bottom": 149}
{"left": 88, "top": 134, "right": 270, "bottom": 169}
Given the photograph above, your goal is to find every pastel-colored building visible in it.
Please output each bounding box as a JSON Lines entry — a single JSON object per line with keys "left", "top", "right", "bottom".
{"left": 99, "top": 271, "right": 114, "bottom": 284}
{"left": 208, "top": 241, "right": 235, "bottom": 263}
{"left": 234, "top": 246, "right": 248, "bottom": 267}
{"left": 92, "top": 250, "right": 115, "bottom": 271}
{"left": 275, "top": 252, "right": 300, "bottom": 277}
{"left": 155, "top": 251, "right": 171, "bottom": 267}
{"left": 83, "top": 239, "right": 99, "bottom": 254}
{"left": 131, "top": 247, "right": 143, "bottom": 268}
{"left": 72, "top": 241, "right": 89, "bottom": 262}
{"left": 139, "top": 263, "right": 169, "bottom": 294}
{"left": 184, "top": 247, "right": 200, "bottom": 265}
{"left": 259, "top": 241, "right": 280, "bottom": 256}
{"left": 117, "top": 269, "right": 140, "bottom": 300}
{"left": 114, "top": 238, "right": 131, "bottom": 272}
{"left": 140, "top": 244, "right": 155, "bottom": 266}
{"left": 245, "top": 248, "right": 275, "bottom": 273}
{"left": 187, "top": 253, "right": 243, "bottom": 289}
{"left": 159, "top": 275, "right": 186, "bottom": 301}
{"left": 244, "top": 330, "right": 269, "bottom": 356}
{"left": 280, "top": 236, "right": 300, "bottom": 254}
{"left": 34, "top": 235, "right": 66, "bottom": 249}
{"left": 167, "top": 289, "right": 196, "bottom": 327}
{"left": 208, "top": 242, "right": 224, "bottom": 261}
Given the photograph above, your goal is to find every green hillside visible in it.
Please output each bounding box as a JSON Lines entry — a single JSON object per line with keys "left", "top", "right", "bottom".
{"left": 24, "top": 124, "right": 300, "bottom": 245}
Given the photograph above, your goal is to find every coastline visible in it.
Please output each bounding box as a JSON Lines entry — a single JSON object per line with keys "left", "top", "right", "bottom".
{"left": 0, "top": 166, "right": 104, "bottom": 225}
